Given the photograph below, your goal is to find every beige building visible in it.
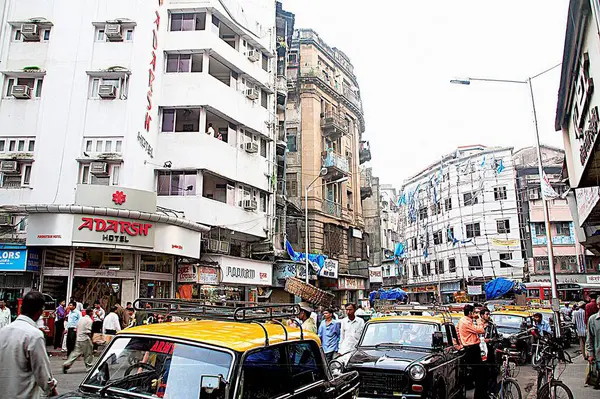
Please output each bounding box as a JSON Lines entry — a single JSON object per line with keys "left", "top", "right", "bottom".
{"left": 285, "top": 29, "right": 370, "bottom": 304}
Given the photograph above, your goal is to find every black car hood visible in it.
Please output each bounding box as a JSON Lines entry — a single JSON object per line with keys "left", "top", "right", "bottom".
{"left": 347, "top": 347, "right": 430, "bottom": 371}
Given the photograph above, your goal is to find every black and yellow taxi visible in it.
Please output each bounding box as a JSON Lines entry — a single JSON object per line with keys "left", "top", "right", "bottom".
{"left": 344, "top": 315, "right": 465, "bottom": 399}
{"left": 57, "top": 300, "right": 359, "bottom": 399}
{"left": 491, "top": 309, "right": 533, "bottom": 364}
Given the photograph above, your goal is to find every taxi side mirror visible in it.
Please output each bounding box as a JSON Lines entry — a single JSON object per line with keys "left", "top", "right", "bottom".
{"left": 432, "top": 331, "right": 444, "bottom": 350}
{"left": 200, "top": 375, "right": 222, "bottom": 395}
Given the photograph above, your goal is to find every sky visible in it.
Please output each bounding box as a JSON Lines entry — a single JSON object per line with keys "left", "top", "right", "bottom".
{"left": 280, "top": 0, "right": 570, "bottom": 188}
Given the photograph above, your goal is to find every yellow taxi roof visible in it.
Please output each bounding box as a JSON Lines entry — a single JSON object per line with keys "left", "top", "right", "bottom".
{"left": 528, "top": 308, "right": 553, "bottom": 313}
{"left": 370, "top": 315, "right": 446, "bottom": 324}
{"left": 120, "top": 320, "right": 320, "bottom": 352}
{"left": 492, "top": 310, "right": 531, "bottom": 317}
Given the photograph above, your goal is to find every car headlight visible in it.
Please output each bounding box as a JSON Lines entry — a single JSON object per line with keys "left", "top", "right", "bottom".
{"left": 408, "top": 364, "right": 426, "bottom": 381}
{"left": 329, "top": 360, "right": 343, "bottom": 376}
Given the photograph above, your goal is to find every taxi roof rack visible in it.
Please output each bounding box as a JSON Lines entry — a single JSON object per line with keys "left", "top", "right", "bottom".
{"left": 132, "top": 298, "right": 302, "bottom": 347}
{"left": 377, "top": 303, "right": 453, "bottom": 323}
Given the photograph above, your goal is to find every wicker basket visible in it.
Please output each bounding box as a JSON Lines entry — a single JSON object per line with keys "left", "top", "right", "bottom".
{"left": 285, "top": 277, "right": 335, "bottom": 307}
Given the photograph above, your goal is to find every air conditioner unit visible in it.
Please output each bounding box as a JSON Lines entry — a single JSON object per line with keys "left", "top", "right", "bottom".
{"left": 11, "top": 85, "right": 32, "bottom": 99}
{"left": 0, "top": 161, "right": 19, "bottom": 174}
{"left": 0, "top": 214, "right": 12, "bottom": 226}
{"left": 243, "top": 199, "right": 258, "bottom": 210}
{"left": 245, "top": 142, "right": 258, "bottom": 153}
{"left": 98, "top": 84, "right": 117, "bottom": 99}
{"left": 90, "top": 161, "right": 109, "bottom": 176}
{"left": 105, "top": 24, "right": 123, "bottom": 41}
{"left": 21, "top": 24, "right": 39, "bottom": 41}
{"left": 529, "top": 190, "right": 540, "bottom": 200}
{"left": 218, "top": 241, "right": 230, "bottom": 254}
{"left": 208, "top": 239, "right": 219, "bottom": 252}
{"left": 246, "top": 87, "right": 259, "bottom": 100}
{"left": 247, "top": 50, "right": 260, "bottom": 62}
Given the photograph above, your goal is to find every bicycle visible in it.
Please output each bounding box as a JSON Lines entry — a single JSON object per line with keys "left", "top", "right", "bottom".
{"left": 533, "top": 331, "right": 573, "bottom": 399}
{"left": 490, "top": 332, "right": 527, "bottom": 399}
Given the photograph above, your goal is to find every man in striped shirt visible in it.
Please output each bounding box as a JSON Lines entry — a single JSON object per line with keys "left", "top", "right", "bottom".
{"left": 573, "top": 301, "right": 587, "bottom": 357}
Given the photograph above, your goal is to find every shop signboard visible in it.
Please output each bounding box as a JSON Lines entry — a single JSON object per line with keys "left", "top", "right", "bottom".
{"left": 0, "top": 247, "right": 41, "bottom": 272}
{"left": 440, "top": 281, "right": 460, "bottom": 293}
{"left": 218, "top": 256, "right": 272, "bottom": 286}
{"left": 467, "top": 285, "right": 482, "bottom": 295}
{"left": 198, "top": 266, "right": 219, "bottom": 285}
{"left": 576, "top": 186, "right": 600, "bottom": 225}
{"left": 26, "top": 249, "right": 41, "bottom": 272}
{"left": 587, "top": 275, "right": 600, "bottom": 284}
{"left": 411, "top": 285, "right": 437, "bottom": 293}
{"left": 273, "top": 263, "right": 297, "bottom": 287}
{"left": 177, "top": 264, "right": 198, "bottom": 283}
{"left": 368, "top": 267, "right": 383, "bottom": 283}
{"left": 320, "top": 259, "right": 339, "bottom": 279}
{"left": 72, "top": 215, "right": 155, "bottom": 249}
{"left": 338, "top": 277, "right": 366, "bottom": 290}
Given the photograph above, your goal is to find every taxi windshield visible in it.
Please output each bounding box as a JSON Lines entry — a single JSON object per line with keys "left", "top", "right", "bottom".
{"left": 83, "top": 336, "right": 233, "bottom": 398}
{"left": 492, "top": 314, "right": 526, "bottom": 334}
{"left": 360, "top": 322, "right": 437, "bottom": 348}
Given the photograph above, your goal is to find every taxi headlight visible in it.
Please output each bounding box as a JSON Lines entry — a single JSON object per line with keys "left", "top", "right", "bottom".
{"left": 408, "top": 364, "right": 426, "bottom": 381}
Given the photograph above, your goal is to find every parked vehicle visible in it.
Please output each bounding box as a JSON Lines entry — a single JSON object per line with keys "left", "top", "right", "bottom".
{"left": 56, "top": 299, "right": 359, "bottom": 399}
{"left": 491, "top": 310, "right": 534, "bottom": 364}
{"left": 344, "top": 315, "right": 465, "bottom": 399}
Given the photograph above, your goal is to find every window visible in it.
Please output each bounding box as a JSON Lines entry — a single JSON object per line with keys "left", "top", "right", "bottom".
{"left": 261, "top": 89, "right": 268, "bottom": 108}
{"left": 161, "top": 108, "right": 201, "bottom": 132}
{"left": 170, "top": 13, "right": 206, "bottom": 31}
{"left": 0, "top": 141, "right": 4, "bottom": 151}
{"left": 288, "top": 52, "right": 298, "bottom": 64}
{"left": 556, "top": 222, "right": 570, "bottom": 236}
{"left": 20, "top": 164, "right": 32, "bottom": 186}
{"left": 43, "top": 29, "right": 51, "bottom": 41}
{"left": 435, "top": 260, "right": 444, "bottom": 274}
{"left": 9, "top": 141, "right": 15, "bottom": 151}
{"left": 448, "top": 258, "right": 456, "bottom": 272}
{"left": 286, "top": 173, "right": 297, "bottom": 196}
{"left": 432, "top": 202, "right": 441, "bottom": 215}
{"left": 468, "top": 255, "right": 483, "bottom": 270}
{"left": 125, "top": 29, "right": 134, "bottom": 41}
{"left": 88, "top": 77, "right": 127, "bottom": 99}
{"left": 443, "top": 171, "right": 450, "bottom": 182}
{"left": 13, "top": 28, "right": 21, "bottom": 41}
{"left": 157, "top": 171, "right": 196, "bottom": 196}
{"left": 421, "top": 263, "right": 427, "bottom": 276}
{"left": 17, "top": 140, "right": 25, "bottom": 152}
{"left": 433, "top": 230, "right": 442, "bottom": 245}
{"left": 418, "top": 206, "right": 428, "bottom": 220}
{"left": 96, "top": 28, "right": 105, "bottom": 42}
{"left": 496, "top": 219, "right": 510, "bottom": 234}
{"left": 446, "top": 227, "right": 454, "bottom": 242}
{"left": 260, "top": 138, "right": 267, "bottom": 158}
{"left": 444, "top": 197, "right": 452, "bottom": 211}
{"left": 166, "top": 54, "right": 191, "bottom": 73}
{"left": 262, "top": 54, "right": 269, "bottom": 72}
{"left": 260, "top": 192, "right": 267, "bottom": 212}
{"left": 465, "top": 222, "right": 481, "bottom": 238}
{"left": 411, "top": 237, "right": 418, "bottom": 251}
{"left": 4, "top": 77, "right": 44, "bottom": 98}
{"left": 499, "top": 253, "right": 512, "bottom": 268}
{"left": 79, "top": 163, "right": 121, "bottom": 186}
{"left": 463, "top": 192, "right": 478, "bottom": 206}
{"left": 536, "top": 258, "right": 549, "bottom": 271}
{"left": 494, "top": 186, "right": 507, "bottom": 201}
{"left": 412, "top": 264, "right": 419, "bottom": 277}
{"left": 534, "top": 222, "right": 546, "bottom": 236}
{"left": 287, "top": 130, "right": 297, "bottom": 152}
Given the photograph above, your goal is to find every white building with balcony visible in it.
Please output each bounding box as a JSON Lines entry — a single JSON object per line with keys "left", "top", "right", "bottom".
{"left": 400, "top": 145, "right": 524, "bottom": 303}
{"left": 0, "top": 0, "right": 277, "bottom": 305}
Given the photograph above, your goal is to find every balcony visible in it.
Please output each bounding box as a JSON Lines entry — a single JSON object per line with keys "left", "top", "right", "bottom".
{"left": 342, "top": 86, "right": 362, "bottom": 109}
{"left": 320, "top": 112, "right": 348, "bottom": 138}
{"left": 322, "top": 199, "right": 342, "bottom": 218}
{"left": 359, "top": 141, "right": 371, "bottom": 164}
{"left": 322, "top": 151, "right": 349, "bottom": 180}
{"left": 276, "top": 75, "right": 287, "bottom": 96}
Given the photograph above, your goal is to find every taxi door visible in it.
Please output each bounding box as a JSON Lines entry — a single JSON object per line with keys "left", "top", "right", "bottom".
{"left": 444, "top": 323, "right": 465, "bottom": 397}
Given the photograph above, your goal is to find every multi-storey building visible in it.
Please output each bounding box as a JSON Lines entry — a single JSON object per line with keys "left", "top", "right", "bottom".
{"left": 400, "top": 145, "right": 524, "bottom": 303}
{"left": 513, "top": 145, "right": 600, "bottom": 282}
{"left": 0, "top": 0, "right": 277, "bottom": 306}
{"left": 285, "top": 29, "right": 371, "bottom": 305}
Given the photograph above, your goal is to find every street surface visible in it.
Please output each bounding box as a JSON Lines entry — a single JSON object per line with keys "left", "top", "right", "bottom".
{"left": 49, "top": 347, "right": 590, "bottom": 397}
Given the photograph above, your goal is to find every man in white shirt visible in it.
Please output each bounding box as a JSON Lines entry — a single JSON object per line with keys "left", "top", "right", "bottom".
{"left": 92, "top": 301, "right": 105, "bottom": 321}
{"left": 0, "top": 300, "right": 11, "bottom": 329}
{"left": 63, "top": 307, "right": 94, "bottom": 373}
{"left": 102, "top": 306, "right": 121, "bottom": 336}
{"left": 338, "top": 303, "right": 365, "bottom": 356}
{"left": 206, "top": 123, "right": 215, "bottom": 136}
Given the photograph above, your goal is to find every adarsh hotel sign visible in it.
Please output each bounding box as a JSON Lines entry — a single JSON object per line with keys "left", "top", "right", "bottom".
{"left": 73, "top": 216, "right": 155, "bottom": 248}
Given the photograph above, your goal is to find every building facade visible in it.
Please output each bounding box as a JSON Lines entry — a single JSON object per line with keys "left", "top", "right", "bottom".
{"left": 400, "top": 145, "right": 525, "bottom": 303}
{"left": 285, "top": 28, "right": 370, "bottom": 305}
{"left": 0, "top": 0, "right": 278, "bottom": 306}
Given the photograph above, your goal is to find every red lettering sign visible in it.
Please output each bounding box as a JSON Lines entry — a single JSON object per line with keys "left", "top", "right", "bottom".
{"left": 78, "top": 217, "right": 152, "bottom": 236}
{"left": 150, "top": 340, "right": 175, "bottom": 354}
{"left": 144, "top": 6, "right": 163, "bottom": 132}
{"left": 171, "top": 244, "right": 183, "bottom": 250}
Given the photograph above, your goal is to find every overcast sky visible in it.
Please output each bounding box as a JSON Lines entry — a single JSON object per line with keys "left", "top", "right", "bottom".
{"left": 280, "top": 0, "right": 570, "bottom": 188}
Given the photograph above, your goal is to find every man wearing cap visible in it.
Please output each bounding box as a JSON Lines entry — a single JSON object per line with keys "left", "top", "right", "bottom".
{"left": 574, "top": 301, "right": 587, "bottom": 357}
{"left": 295, "top": 302, "right": 317, "bottom": 334}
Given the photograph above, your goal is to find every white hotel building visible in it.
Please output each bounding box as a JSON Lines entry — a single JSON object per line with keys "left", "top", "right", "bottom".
{"left": 400, "top": 145, "right": 525, "bottom": 303}
{"left": 0, "top": 0, "right": 278, "bottom": 305}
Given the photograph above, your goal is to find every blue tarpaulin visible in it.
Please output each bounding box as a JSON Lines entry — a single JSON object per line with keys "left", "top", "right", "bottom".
{"left": 484, "top": 277, "right": 525, "bottom": 300}
{"left": 370, "top": 288, "right": 408, "bottom": 303}
{"left": 285, "top": 239, "right": 327, "bottom": 269}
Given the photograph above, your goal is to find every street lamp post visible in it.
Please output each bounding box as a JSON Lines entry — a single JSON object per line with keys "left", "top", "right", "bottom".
{"left": 304, "top": 169, "right": 348, "bottom": 285}
{"left": 451, "top": 63, "right": 562, "bottom": 337}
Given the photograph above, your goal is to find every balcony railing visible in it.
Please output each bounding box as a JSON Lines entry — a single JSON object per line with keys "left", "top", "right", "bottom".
{"left": 359, "top": 140, "right": 371, "bottom": 164}
{"left": 343, "top": 86, "right": 361, "bottom": 109}
{"left": 322, "top": 151, "right": 349, "bottom": 174}
{"left": 320, "top": 112, "right": 348, "bottom": 137}
{"left": 322, "top": 199, "right": 342, "bottom": 218}
{"left": 276, "top": 75, "right": 287, "bottom": 94}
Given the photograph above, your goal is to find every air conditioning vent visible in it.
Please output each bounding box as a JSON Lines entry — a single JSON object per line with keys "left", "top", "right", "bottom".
{"left": 246, "top": 87, "right": 259, "bottom": 100}
{"left": 247, "top": 50, "right": 260, "bottom": 62}
{"left": 243, "top": 199, "right": 257, "bottom": 210}
{"left": 0, "top": 215, "right": 12, "bottom": 226}
{"left": 90, "top": 162, "right": 109, "bottom": 176}
{"left": 245, "top": 142, "right": 258, "bottom": 153}
{"left": 21, "top": 24, "right": 39, "bottom": 41}
{"left": 105, "top": 24, "right": 123, "bottom": 41}
{"left": 0, "top": 161, "right": 19, "bottom": 174}
{"left": 98, "top": 84, "right": 117, "bottom": 99}
{"left": 207, "top": 239, "right": 219, "bottom": 252}
{"left": 11, "top": 85, "right": 32, "bottom": 99}
{"left": 218, "top": 241, "right": 230, "bottom": 254}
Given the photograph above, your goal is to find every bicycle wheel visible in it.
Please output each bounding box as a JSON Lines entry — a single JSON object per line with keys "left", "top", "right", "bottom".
{"left": 499, "top": 378, "right": 522, "bottom": 399}
{"left": 500, "top": 359, "right": 519, "bottom": 378}
{"left": 537, "top": 380, "right": 574, "bottom": 399}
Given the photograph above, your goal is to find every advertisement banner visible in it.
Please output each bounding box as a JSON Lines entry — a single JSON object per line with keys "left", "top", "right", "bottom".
{"left": 177, "top": 264, "right": 198, "bottom": 283}
{"left": 338, "top": 277, "right": 366, "bottom": 290}
{"left": 0, "top": 249, "right": 26, "bottom": 271}
{"left": 587, "top": 275, "right": 600, "bottom": 284}
{"left": 320, "top": 259, "right": 339, "bottom": 279}
{"left": 368, "top": 267, "right": 383, "bottom": 283}
{"left": 273, "top": 263, "right": 298, "bottom": 287}
{"left": 491, "top": 238, "right": 520, "bottom": 247}
{"left": 198, "top": 266, "right": 219, "bottom": 285}
{"left": 467, "top": 285, "right": 483, "bottom": 295}
{"left": 576, "top": 186, "right": 600, "bottom": 225}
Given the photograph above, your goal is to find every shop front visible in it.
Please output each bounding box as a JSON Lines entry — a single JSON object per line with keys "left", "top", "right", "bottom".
{"left": 0, "top": 244, "right": 41, "bottom": 319}
{"left": 336, "top": 275, "right": 367, "bottom": 306}
{"left": 176, "top": 262, "right": 222, "bottom": 300}
{"left": 26, "top": 185, "right": 208, "bottom": 308}
{"left": 404, "top": 284, "right": 437, "bottom": 304}
{"left": 440, "top": 280, "right": 462, "bottom": 304}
